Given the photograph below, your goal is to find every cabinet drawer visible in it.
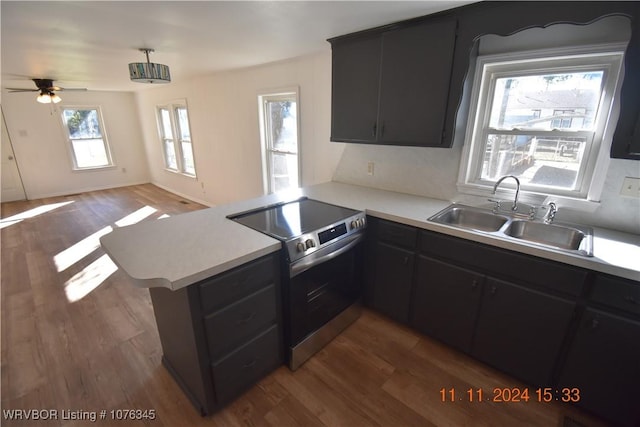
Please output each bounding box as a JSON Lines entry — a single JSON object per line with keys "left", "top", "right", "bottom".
{"left": 375, "top": 219, "right": 418, "bottom": 249}
{"left": 199, "top": 254, "right": 278, "bottom": 312}
{"left": 204, "top": 284, "right": 278, "bottom": 361}
{"left": 419, "top": 230, "right": 587, "bottom": 296}
{"left": 590, "top": 275, "right": 640, "bottom": 316}
{"left": 211, "top": 325, "right": 281, "bottom": 405}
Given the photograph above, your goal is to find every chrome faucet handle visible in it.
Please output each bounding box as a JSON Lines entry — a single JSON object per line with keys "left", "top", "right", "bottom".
{"left": 543, "top": 202, "right": 558, "bottom": 224}
{"left": 488, "top": 198, "right": 502, "bottom": 212}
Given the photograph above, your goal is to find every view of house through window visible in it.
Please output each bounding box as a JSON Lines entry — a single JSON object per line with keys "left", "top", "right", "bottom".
{"left": 61, "top": 107, "right": 113, "bottom": 170}
{"left": 157, "top": 101, "right": 196, "bottom": 176}
{"left": 461, "top": 47, "right": 624, "bottom": 198}
{"left": 259, "top": 91, "right": 300, "bottom": 194}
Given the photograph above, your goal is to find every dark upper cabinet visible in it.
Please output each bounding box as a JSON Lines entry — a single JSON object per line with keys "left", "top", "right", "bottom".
{"left": 330, "top": 34, "right": 381, "bottom": 143}
{"left": 377, "top": 20, "right": 457, "bottom": 146}
{"left": 329, "top": 19, "right": 457, "bottom": 147}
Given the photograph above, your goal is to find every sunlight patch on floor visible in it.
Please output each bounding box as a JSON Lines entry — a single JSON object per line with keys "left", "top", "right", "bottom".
{"left": 115, "top": 206, "right": 157, "bottom": 227}
{"left": 64, "top": 254, "right": 118, "bottom": 303}
{"left": 54, "top": 226, "right": 113, "bottom": 272}
{"left": 0, "top": 201, "right": 74, "bottom": 229}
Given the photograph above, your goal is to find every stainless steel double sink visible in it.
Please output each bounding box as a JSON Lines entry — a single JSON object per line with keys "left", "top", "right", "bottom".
{"left": 428, "top": 204, "right": 593, "bottom": 257}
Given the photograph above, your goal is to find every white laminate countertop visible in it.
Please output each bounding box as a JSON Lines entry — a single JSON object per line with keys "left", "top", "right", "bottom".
{"left": 100, "top": 181, "right": 640, "bottom": 290}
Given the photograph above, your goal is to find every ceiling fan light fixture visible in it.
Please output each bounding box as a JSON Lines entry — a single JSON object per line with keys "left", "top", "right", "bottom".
{"left": 129, "top": 48, "right": 171, "bottom": 84}
{"left": 36, "top": 90, "right": 62, "bottom": 104}
{"left": 36, "top": 91, "right": 52, "bottom": 104}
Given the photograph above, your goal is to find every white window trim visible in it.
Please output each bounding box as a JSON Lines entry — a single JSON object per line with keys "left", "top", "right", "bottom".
{"left": 156, "top": 99, "right": 196, "bottom": 178}
{"left": 258, "top": 87, "right": 301, "bottom": 195}
{"left": 457, "top": 43, "right": 626, "bottom": 209}
{"left": 60, "top": 105, "right": 115, "bottom": 171}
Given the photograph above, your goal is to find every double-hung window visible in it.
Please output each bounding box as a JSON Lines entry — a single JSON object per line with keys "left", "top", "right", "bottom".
{"left": 458, "top": 45, "right": 625, "bottom": 201}
{"left": 61, "top": 107, "right": 113, "bottom": 170}
{"left": 258, "top": 90, "right": 300, "bottom": 194}
{"left": 157, "top": 101, "right": 196, "bottom": 176}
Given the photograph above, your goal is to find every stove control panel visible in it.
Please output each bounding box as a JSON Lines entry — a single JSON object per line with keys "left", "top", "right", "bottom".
{"left": 286, "top": 213, "right": 366, "bottom": 262}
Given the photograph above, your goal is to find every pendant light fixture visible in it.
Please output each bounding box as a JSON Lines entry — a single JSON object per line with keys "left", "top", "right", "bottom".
{"left": 128, "top": 48, "right": 171, "bottom": 84}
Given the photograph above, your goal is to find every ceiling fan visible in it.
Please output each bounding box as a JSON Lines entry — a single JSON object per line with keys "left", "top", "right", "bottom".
{"left": 6, "top": 78, "right": 87, "bottom": 104}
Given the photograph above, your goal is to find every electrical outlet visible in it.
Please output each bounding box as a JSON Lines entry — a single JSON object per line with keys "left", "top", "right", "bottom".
{"left": 367, "top": 161, "right": 375, "bottom": 176}
{"left": 620, "top": 177, "right": 640, "bottom": 198}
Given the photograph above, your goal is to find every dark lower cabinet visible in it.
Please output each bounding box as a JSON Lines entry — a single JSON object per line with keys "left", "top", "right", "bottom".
{"left": 368, "top": 241, "right": 415, "bottom": 324}
{"left": 149, "top": 253, "right": 283, "bottom": 415}
{"left": 558, "top": 273, "right": 640, "bottom": 427}
{"left": 411, "top": 256, "right": 483, "bottom": 353}
{"left": 471, "top": 277, "right": 575, "bottom": 387}
{"left": 364, "top": 217, "right": 418, "bottom": 324}
{"left": 559, "top": 309, "right": 640, "bottom": 427}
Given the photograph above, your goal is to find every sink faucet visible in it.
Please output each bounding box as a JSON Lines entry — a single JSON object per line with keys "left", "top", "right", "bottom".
{"left": 492, "top": 175, "right": 520, "bottom": 211}
{"left": 544, "top": 202, "right": 557, "bottom": 224}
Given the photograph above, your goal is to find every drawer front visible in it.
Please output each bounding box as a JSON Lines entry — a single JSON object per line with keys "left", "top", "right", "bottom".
{"left": 419, "top": 230, "right": 587, "bottom": 296}
{"left": 211, "top": 325, "right": 281, "bottom": 405}
{"left": 205, "top": 284, "right": 278, "bottom": 361}
{"left": 591, "top": 274, "right": 640, "bottom": 316}
{"left": 199, "top": 254, "right": 279, "bottom": 312}
{"left": 375, "top": 218, "right": 418, "bottom": 249}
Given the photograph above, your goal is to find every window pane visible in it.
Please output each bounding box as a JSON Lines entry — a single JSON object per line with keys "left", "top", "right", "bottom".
{"left": 164, "top": 139, "right": 177, "bottom": 170}
{"left": 62, "top": 109, "right": 102, "bottom": 138}
{"left": 159, "top": 109, "right": 173, "bottom": 139}
{"left": 488, "top": 72, "right": 604, "bottom": 131}
{"left": 181, "top": 141, "right": 195, "bottom": 175}
{"left": 269, "top": 151, "right": 299, "bottom": 193}
{"left": 71, "top": 138, "right": 110, "bottom": 168}
{"left": 481, "top": 133, "right": 586, "bottom": 190}
{"left": 175, "top": 107, "right": 191, "bottom": 140}
{"left": 266, "top": 100, "right": 297, "bottom": 153}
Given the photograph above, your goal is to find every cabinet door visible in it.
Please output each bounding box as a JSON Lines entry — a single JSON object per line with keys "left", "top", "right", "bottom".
{"left": 472, "top": 278, "right": 575, "bottom": 386}
{"left": 378, "top": 19, "right": 457, "bottom": 146}
{"left": 559, "top": 309, "right": 640, "bottom": 427}
{"left": 368, "top": 241, "right": 415, "bottom": 324}
{"left": 412, "top": 256, "right": 483, "bottom": 353}
{"left": 330, "top": 34, "right": 382, "bottom": 143}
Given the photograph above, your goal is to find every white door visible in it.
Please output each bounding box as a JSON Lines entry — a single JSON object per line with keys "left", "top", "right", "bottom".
{"left": 1, "top": 107, "right": 27, "bottom": 202}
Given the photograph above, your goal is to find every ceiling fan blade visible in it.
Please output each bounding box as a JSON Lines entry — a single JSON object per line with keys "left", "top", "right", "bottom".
{"left": 6, "top": 88, "right": 39, "bottom": 92}
{"left": 57, "top": 88, "right": 88, "bottom": 92}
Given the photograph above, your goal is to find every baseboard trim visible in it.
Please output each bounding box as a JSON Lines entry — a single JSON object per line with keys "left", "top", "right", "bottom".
{"left": 150, "top": 182, "right": 214, "bottom": 207}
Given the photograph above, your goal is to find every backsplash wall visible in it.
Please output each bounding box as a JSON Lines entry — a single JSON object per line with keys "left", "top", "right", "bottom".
{"left": 332, "top": 142, "right": 640, "bottom": 234}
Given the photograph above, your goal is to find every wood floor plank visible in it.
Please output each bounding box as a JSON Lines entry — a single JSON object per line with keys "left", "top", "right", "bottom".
{"left": 1, "top": 184, "right": 611, "bottom": 427}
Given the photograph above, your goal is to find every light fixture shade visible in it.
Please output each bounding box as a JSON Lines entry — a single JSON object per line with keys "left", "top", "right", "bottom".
{"left": 37, "top": 91, "right": 62, "bottom": 104}
{"left": 37, "top": 93, "right": 51, "bottom": 103}
{"left": 129, "top": 48, "right": 171, "bottom": 84}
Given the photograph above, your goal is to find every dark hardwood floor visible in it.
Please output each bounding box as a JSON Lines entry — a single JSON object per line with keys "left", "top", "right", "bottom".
{"left": 1, "top": 184, "right": 611, "bottom": 426}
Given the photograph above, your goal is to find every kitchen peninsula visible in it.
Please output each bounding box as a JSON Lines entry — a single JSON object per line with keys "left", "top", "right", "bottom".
{"left": 101, "top": 181, "right": 640, "bottom": 424}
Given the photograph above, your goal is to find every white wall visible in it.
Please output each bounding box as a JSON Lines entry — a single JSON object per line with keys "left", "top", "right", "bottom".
{"left": 2, "top": 90, "right": 150, "bottom": 199}
{"left": 134, "top": 50, "right": 344, "bottom": 206}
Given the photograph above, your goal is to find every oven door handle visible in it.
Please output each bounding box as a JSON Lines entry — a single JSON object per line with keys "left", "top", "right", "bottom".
{"left": 289, "top": 232, "right": 364, "bottom": 278}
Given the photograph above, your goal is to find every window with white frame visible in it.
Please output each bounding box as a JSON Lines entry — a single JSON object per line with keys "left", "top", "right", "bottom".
{"left": 258, "top": 90, "right": 300, "bottom": 194}
{"left": 157, "top": 101, "right": 196, "bottom": 176}
{"left": 458, "top": 45, "right": 625, "bottom": 200}
{"left": 61, "top": 107, "right": 113, "bottom": 170}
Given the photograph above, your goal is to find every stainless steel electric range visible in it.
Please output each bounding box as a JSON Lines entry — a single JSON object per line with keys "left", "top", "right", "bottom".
{"left": 228, "top": 197, "right": 366, "bottom": 370}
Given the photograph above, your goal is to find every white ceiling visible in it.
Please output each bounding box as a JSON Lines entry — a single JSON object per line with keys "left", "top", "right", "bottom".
{"left": 1, "top": 1, "right": 474, "bottom": 93}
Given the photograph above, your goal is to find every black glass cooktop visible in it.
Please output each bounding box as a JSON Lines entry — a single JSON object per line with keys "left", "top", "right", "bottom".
{"left": 229, "top": 198, "right": 359, "bottom": 241}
